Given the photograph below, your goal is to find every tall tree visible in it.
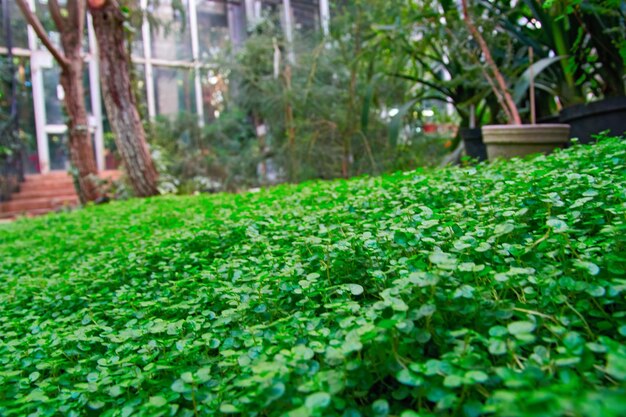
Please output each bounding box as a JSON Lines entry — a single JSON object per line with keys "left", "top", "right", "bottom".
{"left": 87, "top": 0, "right": 159, "bottom": 197}
{"left": 16, "top": 0, "right": 100, "bottom": 203}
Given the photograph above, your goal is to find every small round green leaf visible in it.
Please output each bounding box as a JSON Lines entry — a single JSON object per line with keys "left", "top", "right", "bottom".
{"left": 305, "top": 392, "right": 331, "bottom": 409}
{"left": 507, "top": 321, "right": 536, "bottom": 335}
{"left": 149, "top": 396, "right": 167, "bottom": 407}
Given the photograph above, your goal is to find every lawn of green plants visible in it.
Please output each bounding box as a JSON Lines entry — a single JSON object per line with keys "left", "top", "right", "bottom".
{"left": 1, "top": 138, "right": 626, "bottom": 417}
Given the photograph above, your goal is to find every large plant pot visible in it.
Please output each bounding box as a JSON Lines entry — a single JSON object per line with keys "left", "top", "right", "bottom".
{"left": 482, "top": 124, "right": 570, "bottom": 160}
{"left": 559, "top": 96, "right": 626, "bottom": 144}
{"left": 460, "top": 128, "right": 487, "bottom": 162}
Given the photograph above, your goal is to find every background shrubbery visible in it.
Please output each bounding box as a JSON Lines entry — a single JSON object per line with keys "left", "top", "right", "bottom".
{"left": 141, "top": 0, "right": 457, "bottom": 194}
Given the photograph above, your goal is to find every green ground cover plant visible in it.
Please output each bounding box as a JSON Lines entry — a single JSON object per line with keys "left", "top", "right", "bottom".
{"left": 1, "top": 137, "right": 625, "bottom": 417}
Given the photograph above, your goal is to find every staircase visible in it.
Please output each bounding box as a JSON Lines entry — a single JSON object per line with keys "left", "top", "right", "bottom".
{"left": 0, "top": 171, "right": 121, "bottom": 220}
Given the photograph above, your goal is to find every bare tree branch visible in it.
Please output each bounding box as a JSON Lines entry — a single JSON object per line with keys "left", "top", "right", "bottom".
{"left": 47, "top": 0, "right": 67, "bottom": 32}
{"left": 67, "top": 0, "right": 86, "bottom": 34}
{"left": 15, "top": 0, "right": 69, "bottom": 68}
{"left": 461, "top": 0, "right": 521, "bottom": 124}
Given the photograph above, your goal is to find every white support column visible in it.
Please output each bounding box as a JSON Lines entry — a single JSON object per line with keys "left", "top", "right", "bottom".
{"left": 26, "top": 0, "right": 49, "bottom": 173}
{"left": 141, "top": 0, "right": 156, "bottom": 119}
{"left": 320, "top": 0, "right": 330, "bottom": 37}
{"left": 282, "top": 0, "right": 295, "bottom": 64}
{"left": 244, "top": 0, "right": 255, "bottom": 28}
{"left": 87, "top": 14, "right": 105, "bottom": 171}
{"left": 245, "top": 0, "right": 263, "bottom": 28}
{"left": 188, "top": 0, "right": 205, "bottom": 126}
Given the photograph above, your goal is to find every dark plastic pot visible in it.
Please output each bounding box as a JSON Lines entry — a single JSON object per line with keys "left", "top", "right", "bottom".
{"left": 559, "top": 96, "right": 626, "bottom": 144}
{"left": 538, "top": 114, "right": 559, "bottom": 124}
{"left": 460, "top": 128, "right": 487, "bottom": 162}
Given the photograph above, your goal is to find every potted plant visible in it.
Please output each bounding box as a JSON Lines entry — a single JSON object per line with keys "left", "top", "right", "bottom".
{"left": 377, "top": 0, "right": 501, "bottom": 162}
{"left": 545, "top": 0, "right": 626, "bottom": 143}
{"left": 504, "top": 0, "right": 626, "bottom": 142}
{"left": 460, "top": 0, "right": 570, "bottom": 160}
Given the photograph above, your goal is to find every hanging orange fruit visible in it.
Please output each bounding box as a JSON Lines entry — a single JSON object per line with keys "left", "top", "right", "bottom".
{"left": 88, "top": 0, "right": 107, "bottom": 8}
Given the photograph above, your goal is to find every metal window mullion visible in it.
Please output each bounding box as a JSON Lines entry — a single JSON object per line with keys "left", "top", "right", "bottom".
{"left": 188, "top": 0, "right": 204, "bottom": 126}
{"left": 26, "top": 0, "right": 50, "bottom": 173}
{"left": 0, "top": 47, "right": 32, "bottom": 57}
{"left": 141, "top": 0, "right": 156, "bottom": 119}
{"left": 320, "top": 0, "right": 330, "bottom": 36}
{"left": 87, "top": 13, "right": 105, "bottom": 171}
{"left": 282, "top": 0, "right": 295, "bottom": 64}
{"left": 44, "top": 125, "right": 67, "bottom": 135}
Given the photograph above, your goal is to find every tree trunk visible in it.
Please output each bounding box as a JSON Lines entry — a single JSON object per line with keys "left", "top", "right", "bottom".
{"left": 60, "top": 57, "right": 99, "bottom": 203}
{"left": 88, "top": 1, "right": 159, "bottom": 197}
{"left": 15, "top": 0, "right": 100, "bottom": 203}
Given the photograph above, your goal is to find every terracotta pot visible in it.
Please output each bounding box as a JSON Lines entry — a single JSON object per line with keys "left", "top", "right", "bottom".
{"left": 482, "top": 124, "right": 570, "bottom": 160}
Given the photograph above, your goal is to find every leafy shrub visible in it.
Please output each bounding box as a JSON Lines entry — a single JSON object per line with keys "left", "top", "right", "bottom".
{"left": 0, "top": 137, "right": 625, "bottom": 417}
{"left": 147, "top": 111, "right": 259, "bottom": 193}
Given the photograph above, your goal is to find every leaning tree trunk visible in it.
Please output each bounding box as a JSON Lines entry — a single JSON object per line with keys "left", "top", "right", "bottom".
{"left": 15, "top": 0, "right": 100, "bottom": 203}
{"left": 60, "top": 56, "right": 99, "bottom": 203}
{"left": 88, "top": 1, "right": 159, "bottom": 197}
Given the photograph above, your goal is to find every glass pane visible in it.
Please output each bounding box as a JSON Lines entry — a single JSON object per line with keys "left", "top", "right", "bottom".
{"left": 83, "top": 68, "right": 92, "bottom": 114}
{"left": 260, "top": 1, "right": 281, "bottom": 26}
{"left": 99, "top": 93, "right": 121, "bottom": 170}
{"left": 48, "top": 133, "right": 69, "bottom": 171}
{"left": 153, "top": 66, "right": 196, "bottom": 117}
{"left": 150, "top": 0, "right": 193, "bottom": 61}
{"left": 42, "top": 64, "right": 94, "bottom": 125}
{"left": 15, "top": 58, "right": 38, "bottom": 174}
{"left": 292, "top": 0, "right": 319, "bottom": 32}
{"left": 227, "top": 2, "right": 246, "bottom": 48}
{"left": 0, "top": 1, "right": 30, "bottom": 49}
{"left": 33, "top": 2, "right": 89, "bottom": 52}
{"left": 201, "top": 69, "right": 227, "bottom": 124}
{"left": 1, "top": 55, "right": 38, "bottom": 173}
{"left": 42, "top": 66, "right": 65, "bottom": 125}
{"left": 131, "top": 29, "right": 144, "bottom": 58}
{"left": 197, "top": 0, "right": 229, "bottom": 61}
{"left": 35, "top": 0, "right": 62, "bottom": 51}
{"left": 133, "top": 64, "right": 148, "bottom": 118}
{"left": 127, "top": 0, "right": 144, "bottom": 58}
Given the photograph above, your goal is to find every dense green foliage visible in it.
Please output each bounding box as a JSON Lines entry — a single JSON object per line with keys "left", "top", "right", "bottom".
{"left": 141, "top": 1, "right": 454, "bottom": 193}
{"left": 1, "top": 137, "right": 626, "bottom": 417}
{"left": 137, "top": 0, "right": 626, "bottom": 193}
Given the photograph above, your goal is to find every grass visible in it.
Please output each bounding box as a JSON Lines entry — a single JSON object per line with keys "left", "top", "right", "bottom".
{"left": 1, "top": 137, "right": 625, "bottom": 417}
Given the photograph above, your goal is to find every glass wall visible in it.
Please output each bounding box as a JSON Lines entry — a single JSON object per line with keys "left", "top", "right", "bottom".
{"left": 154, "top": 66, "right": 196, "bottom": 116}
{"left": 201, "top": 69, "right": 227, "bottom": 124}
{"left": 292, "top": 0, "right": 320, "bottom": 32}
{"left": 0, "top": 55, "right": 38, "bottom": 174}
{"left": 151, "top": 0, "right": 193, "bottom": 61}
{"left": 0, "top": 0, "right": 327, "bottom": 173}
{"left": 48, "top": 133, "right": 68, "bottom": 171}
{"left": 0, "top": 1, "right": 29, "bottom": 49}
{"left": 133, "top": 64, "right": 148, "bottom": 115}
{"left": 197, "top": 1, "right": 230, "bottom": 61}
{"left": 42, "top": 66, "right": 64, "bottom": 125}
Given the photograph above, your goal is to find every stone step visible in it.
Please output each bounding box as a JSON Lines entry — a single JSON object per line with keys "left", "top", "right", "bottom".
{"left": 13, "top": 188, "right": 77, "bottom": 200}
{"left": 1, "top": 170, "right": 120, "bottom": 220}
{"left": 0, "top": 207, "right": 63, "bottom": 220}
{"left": 0, "top": 196, "right": 79, "bottom": 214}
{"left": 18, "top": 183, "right": 76, "bottom": 194}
